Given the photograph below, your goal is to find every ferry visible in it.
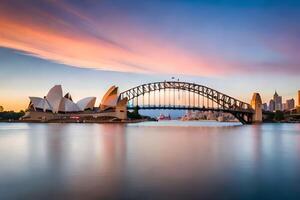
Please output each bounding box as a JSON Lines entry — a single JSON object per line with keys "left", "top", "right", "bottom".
{"left": 157, "top": 114, "right": 171, "bottom": 121}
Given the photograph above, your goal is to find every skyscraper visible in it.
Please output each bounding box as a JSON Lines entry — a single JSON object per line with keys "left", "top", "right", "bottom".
{"left": 273, "top": 91, "right": 282, "bottom": 111}
{"left": 283, "top": 103, "right": 287, "bottom": 110}
{"left": 269, "top": 99, "right": 275, "bottom": 112}
{"left": 286, "top": 98, "right": 295, "bottom": 110}
{"left": 262, "top": 103, "right": 268, "bottom": 111}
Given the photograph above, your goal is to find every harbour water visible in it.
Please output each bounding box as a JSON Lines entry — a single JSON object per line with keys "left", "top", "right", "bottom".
{"left": 0, "top": 121, "right": 300, "bottom": 199}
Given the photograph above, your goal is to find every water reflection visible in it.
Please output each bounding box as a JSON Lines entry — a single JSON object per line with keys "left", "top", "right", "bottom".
{"left": 0, "top": 122, "right": 300, "bottom": 199}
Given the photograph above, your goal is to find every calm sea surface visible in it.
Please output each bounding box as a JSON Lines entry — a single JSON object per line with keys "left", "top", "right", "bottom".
{"left": 0, "top": 121, "right": 300, "bottom": 199}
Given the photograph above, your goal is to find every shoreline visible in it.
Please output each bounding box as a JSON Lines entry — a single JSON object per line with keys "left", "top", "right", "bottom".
{"left": 0, "top": 118, "right": 151, "bottom": 124}
{"left": 1, "top": 119, "right": 299, "bottom": 124}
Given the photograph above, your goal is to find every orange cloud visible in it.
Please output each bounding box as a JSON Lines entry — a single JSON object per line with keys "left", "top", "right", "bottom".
{"left": 0, "top": 1, "right": 226, "bottom": 76}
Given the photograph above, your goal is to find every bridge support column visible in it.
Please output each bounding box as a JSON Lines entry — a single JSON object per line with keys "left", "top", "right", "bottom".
{"left": 250, "top": 93, "right": 262, "bottom": 123}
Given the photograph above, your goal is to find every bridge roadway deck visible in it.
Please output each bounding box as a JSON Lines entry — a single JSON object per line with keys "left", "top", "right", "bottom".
{"left": 127, "top": 106, "right": 254, "bottom": 114}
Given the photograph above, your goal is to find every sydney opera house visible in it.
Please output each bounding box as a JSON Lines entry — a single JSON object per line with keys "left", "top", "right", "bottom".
{"left": 22, "top": 85, "right": 128, "bottom": 122}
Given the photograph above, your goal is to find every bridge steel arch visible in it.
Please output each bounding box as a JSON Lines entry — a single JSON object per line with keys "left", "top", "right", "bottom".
{"left": 118, "top": 81, "right": 254, "bottom": 124}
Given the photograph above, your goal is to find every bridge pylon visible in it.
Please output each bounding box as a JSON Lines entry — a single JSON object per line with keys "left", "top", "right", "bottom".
{"left": 250, "top": 93, "right": 262, "bottom": 123}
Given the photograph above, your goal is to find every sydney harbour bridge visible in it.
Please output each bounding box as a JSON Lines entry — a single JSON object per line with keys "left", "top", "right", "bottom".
{"left": 118, "top": 81, "right": 264, "bottom": 124}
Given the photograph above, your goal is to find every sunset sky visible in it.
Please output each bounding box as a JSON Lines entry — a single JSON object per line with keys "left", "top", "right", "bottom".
{"left": 0, "top": 0, "right": 300, "bottom": 111}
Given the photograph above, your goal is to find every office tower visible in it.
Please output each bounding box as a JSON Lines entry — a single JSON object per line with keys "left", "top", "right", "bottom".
{"left": 269, "top": 99, "right": 275, "bottom": 112}
{"left": 282, "top": 103, "right": 287, "bottom": 111}
{"left": 262, "top": 103, "right": 268, "bottom": 111}
{"left": 273, "top": 91, "right": 282, "bottom": 111}
{"left": 286, "top": 98, "right": 295, "bottom": 110}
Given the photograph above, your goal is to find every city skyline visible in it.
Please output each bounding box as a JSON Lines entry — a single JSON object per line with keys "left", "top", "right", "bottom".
{"left": 266, "top": 90, "right": 296, "bottom": 112}
{"left": 1, "top": 0, "right": 300, "bottom": 111}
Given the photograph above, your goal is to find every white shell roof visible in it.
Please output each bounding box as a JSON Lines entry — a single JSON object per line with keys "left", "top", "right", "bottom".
{"left": 29, "top": 85, "right": 99, "bottom": 113}
{"left": 59, "top": 97, "right": 80, "bottom": 112}
{"left": 77, "top": 97, "right": 96, "bottom": 111}
{"left": 46, "top": 85, "right": 63, "bottom": 113}
{"left": 100, "top": 86, "right": 118, "bottom": 107}
{"left": 29, "top": 97, "right": 52, "bottom": 111}
{"left": 37, "top": 98, "right": 52, "bottom": 111}
{"left": 29, "top": 97, "right": 43, "bottom": 107}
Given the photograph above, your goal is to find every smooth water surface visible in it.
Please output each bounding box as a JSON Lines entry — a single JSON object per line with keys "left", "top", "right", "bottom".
{"left": 0, "top": 121, "right": 300, "bottom": 199}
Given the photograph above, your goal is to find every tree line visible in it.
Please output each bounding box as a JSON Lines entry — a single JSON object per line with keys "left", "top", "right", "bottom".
{"left": 0, "top": 106, "right": 25, "bottom": 121}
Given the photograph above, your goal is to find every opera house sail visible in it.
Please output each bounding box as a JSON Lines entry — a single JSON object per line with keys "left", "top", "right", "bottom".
{"left": 23, "top": 85, "right": 128, "bottom": 121}
{"left": 46, "top": 85, "right": 63, "bottom": 113}
{"left": 100, "top": 86, "right": 118, "bottom": 111}
{"left": 77, "top": 97, "right": 96, "bottom": 111}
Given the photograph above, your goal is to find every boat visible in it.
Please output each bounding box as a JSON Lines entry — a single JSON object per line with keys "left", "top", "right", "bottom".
{"left": 157, "top": 114, "right": 171, "bottom": 120}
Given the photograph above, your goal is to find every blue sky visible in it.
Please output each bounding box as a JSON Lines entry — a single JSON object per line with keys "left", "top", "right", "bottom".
{"left": 0, "top": 0, "right": 299, "bottom": 110}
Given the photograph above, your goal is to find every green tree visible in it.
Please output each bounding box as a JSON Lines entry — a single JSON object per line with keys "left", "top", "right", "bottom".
{"left": 274, "top": 110, "right": 284, "bottom": 121}
{"left": 127, "top": 106, "right": 142, "bottom": 119}
{"left": 133, "top": 106, "right": 139, "bottom": 115}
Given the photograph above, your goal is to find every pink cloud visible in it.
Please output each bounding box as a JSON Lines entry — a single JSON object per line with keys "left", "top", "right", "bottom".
{"left": 0, "top": 1, "right": 299, "bottom": 77}
{"left": 0, "top": 1, "right": 233, "bottom": 77}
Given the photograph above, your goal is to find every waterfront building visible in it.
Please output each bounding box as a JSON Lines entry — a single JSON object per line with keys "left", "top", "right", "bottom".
{"left": 286, "top": 98, "right": 295, "bottom": 110}
{"left": 269, "top": 99, "right": 275, "bottom": 112}
{"left": 262, "top": 103, "right": 268, "bottom": 111}
{"left": 180, "top": 110, "right": 236, "bottom": 121}
{"left": 273, "top": 91, "right": 282, "bottom": 111}
{"left": 28, "top": 85, "right": 96, "bottom": 113}
{"left": 283, "top": 103, "right": 287, "bottom": 111}
{"left": 22, "top": 85, "right": 128, "bottom": 121}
